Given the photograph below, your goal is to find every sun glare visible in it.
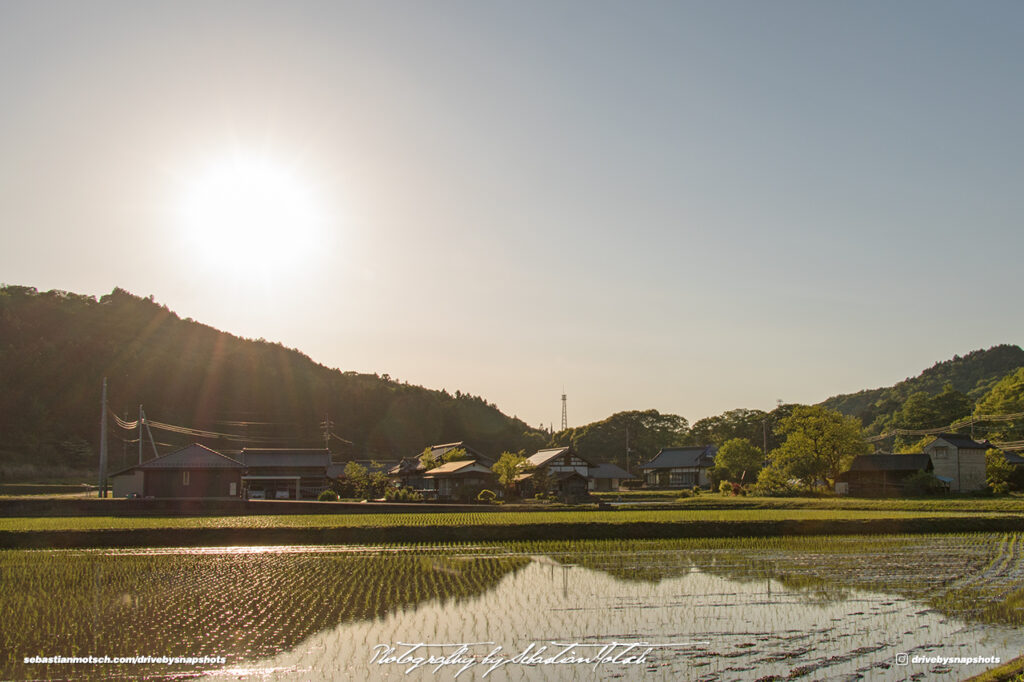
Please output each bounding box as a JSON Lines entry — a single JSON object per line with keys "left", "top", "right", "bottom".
{"left": 178, "top": 154, "right": 323, "bottom": 269}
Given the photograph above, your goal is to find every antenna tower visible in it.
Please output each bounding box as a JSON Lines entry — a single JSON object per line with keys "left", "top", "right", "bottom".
{"left": 561, "top": 391, "right": 567, "bottom": 431}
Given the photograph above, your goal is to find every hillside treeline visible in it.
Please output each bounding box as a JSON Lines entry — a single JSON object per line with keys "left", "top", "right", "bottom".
{"left": 0, "top": 286, "right": 547, "bottom": 478}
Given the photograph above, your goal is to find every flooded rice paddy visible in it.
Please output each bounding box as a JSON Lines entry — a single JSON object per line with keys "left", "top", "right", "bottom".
{"left": 3, "top": 534, "right": 1023, "bottom": 681}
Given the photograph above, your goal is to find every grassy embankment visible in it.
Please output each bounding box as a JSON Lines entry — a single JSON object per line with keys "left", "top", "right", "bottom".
{"left": 3, "top": 506, "right": 1024, "bottom": 548}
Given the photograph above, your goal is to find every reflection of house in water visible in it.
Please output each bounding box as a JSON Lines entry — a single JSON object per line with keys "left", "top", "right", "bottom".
{"left": 239, "top": 448, "right": 333, "bottom": 500}
{"left": 640, "top": 445, "right": 716, "bottom": 488}
{"left": 109, "top": 443, "right": 243, "bottom": 498}
{"left": 517, "top": 446, "right": 594, "bottom": 502}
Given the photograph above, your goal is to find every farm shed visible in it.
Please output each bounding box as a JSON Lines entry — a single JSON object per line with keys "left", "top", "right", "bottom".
{"left": 835, "top": 453, "right": 937, "bottom": 496}
{"left": 239, "top": 448, "right": 332, "bottom": 500}
{"left": 587, "top": 462, "right": 638, "bottom": 491}
{"left": 109, "top": 443, "right": 243, "bottom": 499}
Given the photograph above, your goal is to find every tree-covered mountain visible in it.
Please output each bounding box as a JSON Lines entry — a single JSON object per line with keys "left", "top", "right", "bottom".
{"left": 0, "top": 286, "right": 547, "bottom": 479}
{"left": 819, "top": 345, "right": 1024, "bottom": 434}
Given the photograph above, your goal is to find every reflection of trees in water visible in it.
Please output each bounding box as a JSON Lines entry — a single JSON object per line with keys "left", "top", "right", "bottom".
{"left": 0, "top": 549, "right": 528, "bottom": 679}
{"left": 541, "top": 533, "right": 1019, "bottom": 622}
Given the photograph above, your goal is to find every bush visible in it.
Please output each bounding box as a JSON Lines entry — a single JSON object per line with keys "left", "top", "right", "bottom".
{"left": 317, "top": 489, "right": 339, "bottom": 502}
{"left": 384, "top": 486, "right": 423, "bottom": 502}
{"left": 903, "top": 470, "right": 946, "bottom": 497}
{"left": 676, "top": 489, "right": 693, "bottom": 500}
{"left": 719, "top": 481, "right": 732, "bottom": 495}
{"left": 691, "top": 485, "right": 701, "bottom": 496}
{"left": 477, "top": 489, "right": 497, "bottom": 503}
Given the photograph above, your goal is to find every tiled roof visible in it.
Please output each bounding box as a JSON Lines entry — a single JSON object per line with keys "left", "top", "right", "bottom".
{"left": 927, "top": 434, "right": 990, "bottom": 450}
{"left": 240, "top": 448, "right": 331, "bottom": 468}
{"left": 640, "top": 446, "right": 716, "bottom": 470}
{"left": 847, "top": 453, "right": 932, "bottom": 472}
{"left": 589, "top": 462, "right": 637, "bottom": 479}
{"left": 136, "top": 443, "right": 243, "bottom": 470}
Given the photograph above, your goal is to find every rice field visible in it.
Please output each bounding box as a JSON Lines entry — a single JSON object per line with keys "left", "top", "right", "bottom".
{"left": 2, "top": 533, "right": 1023, "bottom": 680}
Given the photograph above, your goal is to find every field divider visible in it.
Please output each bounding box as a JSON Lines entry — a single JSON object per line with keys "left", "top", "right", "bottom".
{"left": 3, "top": 515, "right": 1024, "bottom": 549}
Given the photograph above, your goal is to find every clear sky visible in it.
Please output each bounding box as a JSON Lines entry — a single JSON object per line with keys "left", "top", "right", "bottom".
{"left": 2, "top": 1, "right": 1022, "bottom": 430}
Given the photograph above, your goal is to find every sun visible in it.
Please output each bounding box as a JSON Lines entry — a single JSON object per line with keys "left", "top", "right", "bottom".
{"left": 178, "top": 153, "right": 323, "bottom": 268}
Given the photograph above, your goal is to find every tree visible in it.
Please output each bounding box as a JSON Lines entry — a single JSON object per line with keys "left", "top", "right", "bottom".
{"left": 342, "top": 461, "right": 370, "bottom": 498}
{"left": 975, "top": 368, "right": 1024, "bottom": 442}
{"left": 986, "top": 448, "right": 1016, "bottom": 494}
{"left": 491, "top": 451, "right": 533, "bottom": 497}
{"left": 770, "top": 405, "right": 870, "bottom": 490}
{"left": 710, "top": 438, "right": 764, "bottom": 485}
{"left": 551, "top": 410, "right": 688, "bottom": 471}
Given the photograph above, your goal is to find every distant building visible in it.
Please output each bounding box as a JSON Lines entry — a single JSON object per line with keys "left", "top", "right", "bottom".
{"left": 640, "top": 445, "right": 716, "bottom": 488}
{"left": 109, "top": 443, "right": 243, "bottom": 499}
{"left": 517, "top": 446, "right": 594, "bottom": 502}
{"left": 239, "top": 448, "right": 332, "bottom": 500}
{"left": 387, "top": 441, "right": 492, "bottom": 494}
{"left": 922, "top": 434, "right": 990, "bottom": 493}
{"left": 587, "top": 462, "right": 637, "bottom": 492}
{"left": 422, "top": 460, "right": 498, "bottom": 501}
{"left": 835, "top": 453, "right": 938, "bottom": 496}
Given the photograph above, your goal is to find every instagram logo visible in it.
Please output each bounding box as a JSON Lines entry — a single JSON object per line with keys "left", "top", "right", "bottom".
{"left": 895, "top": 653, "right": 909, "bottom": 666}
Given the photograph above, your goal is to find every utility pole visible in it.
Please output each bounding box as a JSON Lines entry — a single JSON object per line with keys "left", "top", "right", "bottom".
{"left": 625, "top": 425, "right": 631, "bottom": 475}
{"left": 98, "top": 378, "right": 108, "bottom": 498}
{"left": 320, "top": 413, "right": 334, "bottom": 451}
{"left": 138, "top": 404, "right": 143, "bottom": 465}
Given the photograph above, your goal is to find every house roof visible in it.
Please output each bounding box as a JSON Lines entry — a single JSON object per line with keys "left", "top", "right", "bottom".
{"left": 526, "top": 447, "right": 593, "bottom": 468}
{"left": 115, "top": 443, "right": 243, "bottom": 473}
{"left": 516, "top": 469, "right": 588, "bottom": 482}
{"left": 1003, "top": 451, "right": 1024, "bottom": 466}
{"left": 422, "top": 441, "right": 493, "bottom": 465}
{"left": 640, "top": 446, "right": 716, "bottom": 470}
{"left": 846, "top": 453, "right": 933, "bottom": 472}
{"left": 388, "top": 457, "right": 426, "bottom": 476}
{"left": 240, "top": 448, "right": 331, "bottom": 468}
{"left": 423, "top": 460, "right": 495, "bottom": 477}
{"left": 589, "top": 462, "right": 637, "bottom": 480}
{"left": 926, "top": 433, "right": 990, "bottom": 450}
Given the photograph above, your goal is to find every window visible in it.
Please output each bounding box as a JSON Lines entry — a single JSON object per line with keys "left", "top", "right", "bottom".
{"left": 932, "top": 447, "right": 949, "bottom": 459}
{"left": 182, "top": 471, "right": 190, "bottom": 486}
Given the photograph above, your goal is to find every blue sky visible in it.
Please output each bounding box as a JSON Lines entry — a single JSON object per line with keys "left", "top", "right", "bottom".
{"left": 2, "top": 1, "right": 1022, "bottom": 429}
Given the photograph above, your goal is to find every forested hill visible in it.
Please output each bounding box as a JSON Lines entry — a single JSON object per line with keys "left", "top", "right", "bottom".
{"left": 820, "top": 345, "right": 1024, "bottom": 433}
{"left": 0, "top": 286, "right": 547, "bottom": 477}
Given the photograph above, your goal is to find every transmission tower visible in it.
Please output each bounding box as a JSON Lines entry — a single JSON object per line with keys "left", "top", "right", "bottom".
{"left": 561, "top": 392, "right": 567, "bottom": 431}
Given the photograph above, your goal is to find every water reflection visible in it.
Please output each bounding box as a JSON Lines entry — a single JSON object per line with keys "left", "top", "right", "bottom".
{"left": 2, "top": 538, "right": 1022, "bottom": 681}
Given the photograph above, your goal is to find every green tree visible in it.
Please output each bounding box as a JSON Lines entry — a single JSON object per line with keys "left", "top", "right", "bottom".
{"left": 491, "top": 448, "right": 532, "bottom": 491}
{"left": 710, "top": 438, "right": 763, "bottom": 484}
{"left": 550, "top": 410, "right": 688, "bottom": 471}
{"left": 491, "top": 451, "right": 532, "bottom": 495}
{"left": 770, "top": 405, "right": 870, "bottom": 490}
{"left": 987, "top": 448, "right": 1016, "bottom": 494}
{"left": 343, "top": 461, "right": 370, "bottom": 498}
{"left": 975, "top": 368, "right": 1024, "bottom": 442}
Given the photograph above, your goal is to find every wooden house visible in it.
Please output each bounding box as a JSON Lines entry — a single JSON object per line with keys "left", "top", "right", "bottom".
{"left": 109, "top": 443, "right": 243, "bottom": 499}
{"left": 587, "top": 462, "right": 638, "bottom": 492}
{"left": 835, "top": 453, "right": 937, "bottom": 496}
{"left": 239, "top": 448, "right": 332, "bottom": 500}
{"left": 922, "top": 434, "right": 989, "bottom": 493}
{"left": 422, "top": 460, "right": 498, "bottom": 502}
{"left": 516, "top": 446, "right": 594, "bottom": 501}
{"left": 640, "top": 445, "right": 716, "bottom": 489}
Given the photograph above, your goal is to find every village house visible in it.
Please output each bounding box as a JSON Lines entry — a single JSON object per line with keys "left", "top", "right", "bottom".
{"left": 516, "top": 446, "right": 594, "bottom": 502}
{"left": 834, "top": 453, "right": 939, "bottom": 496}
{"left": 387, "top": 441, "right": 491, "bottom": 495}
{"left": 422, "top": 459, "right": 498, "bottom": 502}
{"left": 238, "top": 448, "right": 333, "bottom": 500}
{"left": 587, "top": 462, "right": 637, "bottom": 492}
{"left": 109, "top": 443, "right": 243, "bottom": 499}
{"left": 640, "top": 445, "right": 716, "bottom": 489}
{"left": 922, "top": 433, "right": 989, "bottom": 493}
